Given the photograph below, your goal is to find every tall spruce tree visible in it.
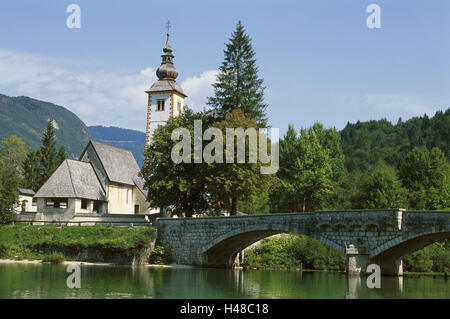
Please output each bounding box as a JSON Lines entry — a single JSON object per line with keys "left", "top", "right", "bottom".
{"left": 22, "top": 120, "right": 61, "bottom": 191}
{"left": 40, "top": 119, "right": 58, "bottom": 183}
{"left": 207, "top": 21, "right": 268, "bottom": 127}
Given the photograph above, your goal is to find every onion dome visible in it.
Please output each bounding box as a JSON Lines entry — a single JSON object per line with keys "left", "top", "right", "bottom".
{"left": 156, "top": 33, "right": 179, "bottom": 80}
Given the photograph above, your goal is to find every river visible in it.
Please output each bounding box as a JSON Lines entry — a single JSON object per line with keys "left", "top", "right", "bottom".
{"left": 0, "top": 263, "right": 448, "bottom": 299}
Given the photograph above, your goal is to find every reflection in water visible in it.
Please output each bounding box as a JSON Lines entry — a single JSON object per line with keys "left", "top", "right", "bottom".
{"left": 346, "top": 275, "right": 361, "bottom": 299}
{"left": 346, "top": 275, "right": 405, "bottom": 299}
{"left": 0, "top": 263, "right": 448, "bottom": 299}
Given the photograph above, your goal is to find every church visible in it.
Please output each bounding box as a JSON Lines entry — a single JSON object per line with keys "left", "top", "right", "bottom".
{"left": 32, "top": 31, "right": 186, "bottom": 220}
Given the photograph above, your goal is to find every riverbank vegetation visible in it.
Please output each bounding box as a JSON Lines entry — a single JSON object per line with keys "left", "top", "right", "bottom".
{"left": 243, "top": 235, "right": 346, "bottom": 271}
{"left": 243, "top": 235, "right": 450, "bottom": 274}
{"left": 0, "top": 224, "right": 156, "bottom": 263}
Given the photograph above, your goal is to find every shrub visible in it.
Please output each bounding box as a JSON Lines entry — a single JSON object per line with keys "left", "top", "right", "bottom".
{"left": 149, "top": 246, "right": 172, "bottom": 265}
{"left": 243, "top": 234, "right": 346, "bottom": 271}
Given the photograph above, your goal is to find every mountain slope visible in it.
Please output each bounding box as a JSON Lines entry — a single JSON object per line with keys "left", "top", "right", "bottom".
{"left": 88, "top": 125, "right": 145, "bottom": 167}
{"left": 0, "top": 94, "right": 91, "bottom": 158}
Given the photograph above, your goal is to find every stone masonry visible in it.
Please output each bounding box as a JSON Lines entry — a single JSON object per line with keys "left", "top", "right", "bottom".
{"left": 155, "top": 209, "right": 450, "bottom": 276}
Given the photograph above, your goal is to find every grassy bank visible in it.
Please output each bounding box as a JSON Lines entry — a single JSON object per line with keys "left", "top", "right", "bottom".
{"left": 243, "top": 234, "right": 450, "bottom": 274}
{"left": 0, "top": 224, "right": 157, "bottom": 263}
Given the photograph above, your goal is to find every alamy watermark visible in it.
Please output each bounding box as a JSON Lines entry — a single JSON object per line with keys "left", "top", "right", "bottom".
{"left": 66, "top": 4, "right": 81, "bottom": 29}
{"left": 366, "top": 4, "right": 381, "bottom": 29}
{"left": 170, "top": 121, "right": 279, "bottom": 174}
{"left": 66, "top": 264, "right": 81, "bottom": 288}
{"left": 366, "top": 264, "right": 381, "bottom": 288}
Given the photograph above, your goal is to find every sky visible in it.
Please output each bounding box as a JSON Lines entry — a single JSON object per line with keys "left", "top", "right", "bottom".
{"left": 0, "top": 0, "right": 449, "bottom": 136}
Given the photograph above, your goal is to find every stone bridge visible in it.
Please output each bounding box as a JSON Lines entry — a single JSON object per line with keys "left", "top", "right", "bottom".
{"left": 155, "top": 209, "right": 450, "bottom": 276}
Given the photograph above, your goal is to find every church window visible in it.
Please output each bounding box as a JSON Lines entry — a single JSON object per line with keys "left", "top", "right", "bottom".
{"left": 59, "top": 199, "right": 68, "bottom": 209}
{"left": 45, "top": 199, "right": 54, "bottom": 208}
{"left": 93, "top": 201, "right": 100, "bottom": 212}
{"left": 177, "top": 101, "right": 181, "bottom": 114}
{"left": 81, "top": 199, "right": 88, "bottom": 210}
{"left": 157, "top": 100, "right": 165, "bottom": 111}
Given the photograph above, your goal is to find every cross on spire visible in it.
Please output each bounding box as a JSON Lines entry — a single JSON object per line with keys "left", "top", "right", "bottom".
{"left": 166, "top": 20, "right": 171, "bottom": 34}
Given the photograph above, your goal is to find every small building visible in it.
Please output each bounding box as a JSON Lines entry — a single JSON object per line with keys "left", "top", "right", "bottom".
{"left": 14, "top": 188, "right": 37, "bottom": 213}
{"left": 34, "top": 140, "right": 155, "bottom": 221}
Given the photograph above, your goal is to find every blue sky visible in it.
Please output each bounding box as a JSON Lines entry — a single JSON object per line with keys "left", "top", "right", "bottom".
{"left": 0, "top": 0, "right": 449, "bottom": 135}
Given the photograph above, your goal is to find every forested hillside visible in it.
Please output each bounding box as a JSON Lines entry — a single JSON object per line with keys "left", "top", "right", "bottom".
{"left": 340, "top": 109, "right": 450, "bottom": 172}
{"left": 0, "top": 94, "right": 91, "bottom": 158}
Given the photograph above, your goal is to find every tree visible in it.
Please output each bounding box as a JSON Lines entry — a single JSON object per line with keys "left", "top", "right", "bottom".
{"left": 0, "top": 135, "right": 29, "bottom": 174}
{"left": 141, "top": 108, "right": 273, "bottom": 217}
{"left": 0, "top": 135, "right": 26, "bottom": 223}
{"left": 57, "top": 145, "right": 68, "bottom": 165}
{"left": 40, "top": 119, "right": 58, "bottom": 182}
{"left": 206, "top": 108, "right": 273, "bottom": 215}
{"left": 21, "top": 119, "right": 64, "bottom": 191}
{"left": 353, "top": 164, "right": 408, "bottom": 209}
{"left": 270, "top": 125, "right": 335, "bottom": 212}
{"left": 141, "top": 108, "right": 215, "bottom": 217}
{"left": 22, "top": 150, "right": 42, "bottom": 191}
{"left": 0, "top": 155, "right": 22, "bottom": 224}
{"left": 207, "top": 21, "right": 268, "bottom": 127}
{"left": 310, "top": 122, "right": 347, "bottom": 209}
{"left": 399, "top": 147, "right": 449, "bottom": 209}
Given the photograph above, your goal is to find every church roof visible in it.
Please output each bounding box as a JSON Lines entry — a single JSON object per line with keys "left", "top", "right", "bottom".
{"left": 145, "top": 79, "right": 186, "bottom": 97}
{"left": 88, "top": 141, "right": 141, "bottom": 186}
{"left": 34, "top": 159, "right": 107, "bottom": 201}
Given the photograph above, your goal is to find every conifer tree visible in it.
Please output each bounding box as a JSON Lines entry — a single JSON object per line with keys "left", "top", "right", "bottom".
{"left": 57, "top": 145, "right": 68, "bottom": 166}
{"left": 40, "top": 119, "right": 58, "bottom": 183}
{"left": 207, "top": 21, "right": 268, "bottom": 127}
{"left": 22, "top": 120, "right": 63, "bottom": 191}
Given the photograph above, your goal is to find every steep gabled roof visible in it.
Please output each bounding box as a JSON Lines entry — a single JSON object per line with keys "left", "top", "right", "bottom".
{"left": 86, "top": 140, "right": 141, "bottom": 186}
{"left": 34, "top": 159, "right": 106, "bottom": 201}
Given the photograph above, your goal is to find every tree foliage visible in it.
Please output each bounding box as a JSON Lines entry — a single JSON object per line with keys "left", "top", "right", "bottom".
{"left": 399, "top": 147, "right": 449, "bottom": 209}
{"left": 22, "top": 120, "right": 67, "bottom": 192}
{"left": 141, "top": 108, "right": 214, "bottom": 217}
{"left": 205, "top": 108, "right": 273, "bottom": 215}
{"left": 340, "top": 109, "right": 450, "bottom": 172}
{"left": 352, "top": 164, "right": 408, "bottom": 209}
{"left": 270, "top": 123, "right": 345, "bottom": 212}
{"left": 141, "top": 108, "right": 273, "bottom": 217}
{"left": 207, "top": 21, "right": 268, "bottom": 127}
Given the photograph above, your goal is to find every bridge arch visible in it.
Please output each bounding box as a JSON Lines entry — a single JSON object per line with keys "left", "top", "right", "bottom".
{"left": 371, "top": 230, "right": 450, "bottom": 259}
{"left": 198, "top": 224, "right": 343, "bottom": 268}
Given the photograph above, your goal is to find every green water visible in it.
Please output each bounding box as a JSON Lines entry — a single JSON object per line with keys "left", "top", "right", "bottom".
{"left": 0, "top": 263, "right": 448, "bottom": 299}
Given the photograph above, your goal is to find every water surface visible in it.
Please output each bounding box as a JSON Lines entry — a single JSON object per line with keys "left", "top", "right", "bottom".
{"left": 0, "top": 263, "right": 448, "bottom": 299}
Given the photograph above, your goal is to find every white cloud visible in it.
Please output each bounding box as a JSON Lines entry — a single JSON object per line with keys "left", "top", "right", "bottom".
{"left": 181, "top": 70, "right": 218, "bottom": 111}
{"left": 0, "top": 48, "right": 218, "bottom": 131}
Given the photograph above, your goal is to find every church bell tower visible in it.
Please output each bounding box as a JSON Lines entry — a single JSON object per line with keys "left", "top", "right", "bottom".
{"left": 145, "top": 29, "right": 187, "bottom": 148}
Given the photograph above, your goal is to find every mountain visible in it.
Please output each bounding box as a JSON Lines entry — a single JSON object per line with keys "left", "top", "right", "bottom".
{"left": 88, "top": 125, "right": 146, "bottom": 167}
{"left": 0, "top": 94, "right": 91, "bottom": 158}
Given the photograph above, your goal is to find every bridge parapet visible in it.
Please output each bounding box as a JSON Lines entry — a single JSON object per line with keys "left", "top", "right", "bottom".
{"left": 155, "top": 209, "right": 450, "bottom": 276}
